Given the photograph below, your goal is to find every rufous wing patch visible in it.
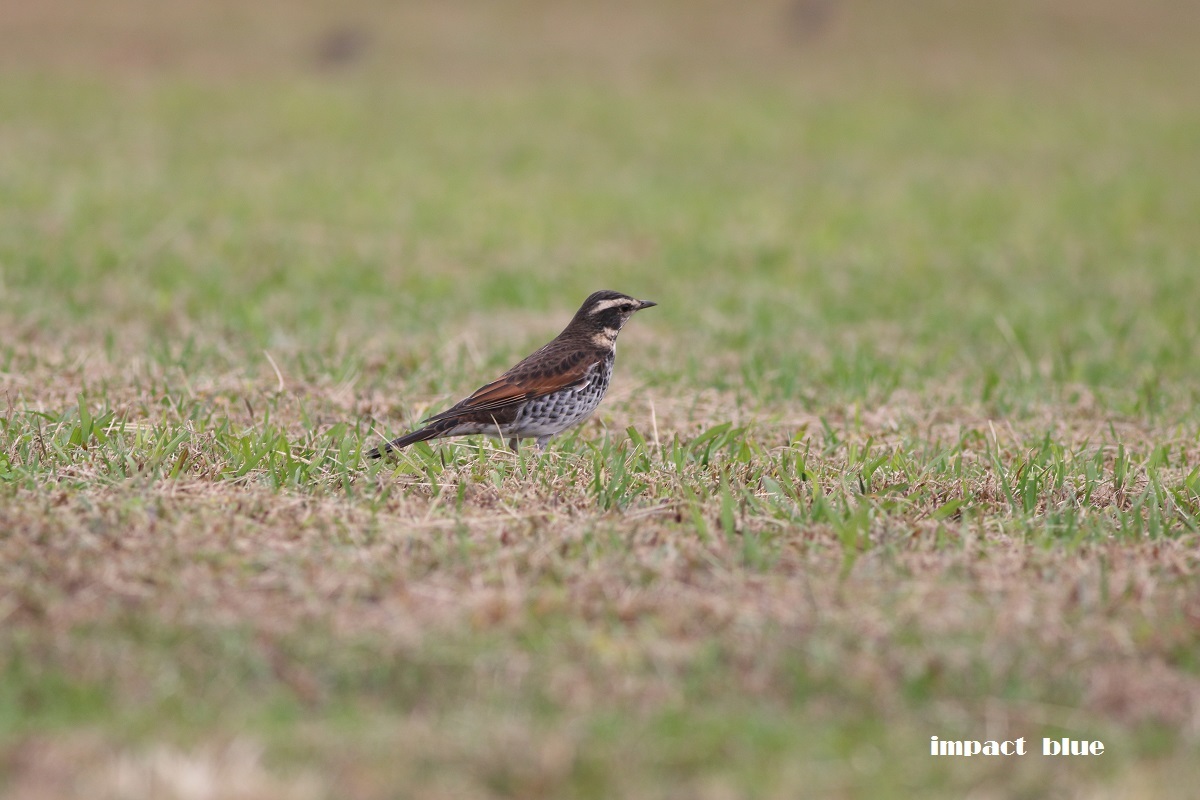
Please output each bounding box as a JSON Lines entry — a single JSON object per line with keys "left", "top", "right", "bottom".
{"left": 423, "top": 356, "right": 597, "bottom": 421}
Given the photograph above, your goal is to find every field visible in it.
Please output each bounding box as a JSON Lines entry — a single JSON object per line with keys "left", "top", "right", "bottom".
{"left": 3, "top": 1, "right": 1200, "bottom": 797}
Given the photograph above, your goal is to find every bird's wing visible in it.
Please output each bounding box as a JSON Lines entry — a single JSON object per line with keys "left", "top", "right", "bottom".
{"left": 423, "top": 350, "right": 597, "bottom": 423}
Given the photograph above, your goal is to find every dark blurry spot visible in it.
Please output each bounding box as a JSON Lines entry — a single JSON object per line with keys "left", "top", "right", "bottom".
{"left": 313, "top": 25, "right": 370, "bottom": 69}
{"left": 785, "top": 0, "right": 835, "bottom": 43}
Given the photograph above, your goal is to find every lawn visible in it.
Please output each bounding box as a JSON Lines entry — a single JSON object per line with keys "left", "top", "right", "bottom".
{"left": 2, "top": 1, "right": 1200, "bottom": 797}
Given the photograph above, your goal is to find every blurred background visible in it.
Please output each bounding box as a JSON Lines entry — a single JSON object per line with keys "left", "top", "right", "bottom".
{"left": 4, "top": 0, "right": 1195, "bottom": 87}
{"left": 2, "top": 0, "right": 1199, "bottom": 410}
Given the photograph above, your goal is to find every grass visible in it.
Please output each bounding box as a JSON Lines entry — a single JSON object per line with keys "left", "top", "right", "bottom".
{"left": 3, "top": 0, "right": 1200, "bottom": 797}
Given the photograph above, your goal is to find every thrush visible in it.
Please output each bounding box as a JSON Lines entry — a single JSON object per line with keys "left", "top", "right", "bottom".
{"left": 368, "top": 290, "right": 656, "bottom": 457}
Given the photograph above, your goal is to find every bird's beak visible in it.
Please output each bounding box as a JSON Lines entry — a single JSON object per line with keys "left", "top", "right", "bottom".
{"left": 638, "top": 300, "right": 657, "bottom": 310}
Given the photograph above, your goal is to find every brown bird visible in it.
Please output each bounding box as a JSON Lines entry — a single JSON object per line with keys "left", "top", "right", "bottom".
{"left": 368, "top": 290, "right": 656, "bottom": 457}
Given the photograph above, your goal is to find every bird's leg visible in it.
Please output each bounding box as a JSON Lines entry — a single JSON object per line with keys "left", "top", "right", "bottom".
{"left": 535, "top": 435, "right": 552, "bottom": 450}
{"left": 507, "top": 438, "right": 519, "bottom": 452}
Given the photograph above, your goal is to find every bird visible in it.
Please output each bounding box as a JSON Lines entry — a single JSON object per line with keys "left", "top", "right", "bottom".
{"left": 368, "top": 290, "right": 656, "bottom": 458}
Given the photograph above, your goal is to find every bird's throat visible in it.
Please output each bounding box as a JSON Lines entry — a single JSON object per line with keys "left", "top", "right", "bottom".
{"left": 591, "top": 327, "right": 619, "bottom": 349}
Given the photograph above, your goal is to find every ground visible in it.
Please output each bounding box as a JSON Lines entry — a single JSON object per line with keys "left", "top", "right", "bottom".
{"left": 2, "top": 1, "right": 1200, "bottom": 797}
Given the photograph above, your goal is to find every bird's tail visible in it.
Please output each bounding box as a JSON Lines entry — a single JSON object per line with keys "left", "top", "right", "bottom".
{"left": 366, "top": 425, "right": 443, "bottom": 459}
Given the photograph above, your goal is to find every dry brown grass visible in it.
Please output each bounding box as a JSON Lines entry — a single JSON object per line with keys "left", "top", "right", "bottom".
{"left": 4, "top": 473, "right": 1200, "bottom": 796}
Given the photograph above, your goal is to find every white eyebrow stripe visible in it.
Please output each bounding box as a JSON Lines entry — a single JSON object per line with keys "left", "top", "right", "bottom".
{"left": 588, "top": 298, "right": 632, "bottom": 315}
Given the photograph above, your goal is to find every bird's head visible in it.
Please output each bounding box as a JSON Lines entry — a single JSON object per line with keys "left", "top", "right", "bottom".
{"left": 568, "top": 290, "right": 657, "bottom": 347}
